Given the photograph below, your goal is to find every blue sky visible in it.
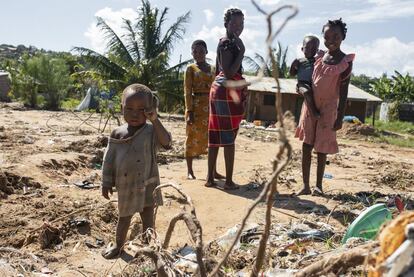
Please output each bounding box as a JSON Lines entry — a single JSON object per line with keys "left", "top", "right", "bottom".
{"left": 1, "top": 0, "right": 413, "bottom": 77}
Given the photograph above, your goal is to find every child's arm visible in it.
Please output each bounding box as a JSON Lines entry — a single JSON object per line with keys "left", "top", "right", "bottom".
{"left": 333, "top": 62, "right": 353, "bottom": 130}
{"left": 289, "top": 59, "right": 299, "bottom": 77}
{"left": 184, "top": 66, "right": 194, "bottom": 124}
{"left": 102, "top": 130, "right": 117, "bottom": 199}
{"left": 145, "top": 111, "right": 172, "bottom": 148}
{"left": 220, "top": 37, "right": 245, "bottom": 79}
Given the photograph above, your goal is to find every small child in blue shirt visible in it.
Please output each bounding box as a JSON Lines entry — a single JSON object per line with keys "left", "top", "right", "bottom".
{"left": 290, "top": 35, "right": 320, "bottom": 118}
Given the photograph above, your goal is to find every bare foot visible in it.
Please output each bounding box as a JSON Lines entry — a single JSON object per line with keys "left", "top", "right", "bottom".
{"left": 187, "top": 171, "right": 196, "bottom": 179}
{"left": 214, "top": 172, "right": 225, "bottom": 179}
{"left": 101, "top": 243, "right": 121, "bottom": 259}
{"left": 295, "top": 187, "right": 311, "bottom": 195}
{"left": 204, "top": 180, "right": 217, "bottom": 188}
{"left": 223, "top": 182, "right": 240, "bottom": 190}
{"left": 312, "top": 185, "right": 323, "bottom": 196}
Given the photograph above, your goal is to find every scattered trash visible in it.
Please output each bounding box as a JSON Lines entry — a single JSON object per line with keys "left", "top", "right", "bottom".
{"left": 69, "top": 218, "right": 90, "bottom": 228}
{"left": 323, "top": 173, "right": 333, "bottom": 179}
{"left": 395, "top": 196, "right": 405, "bottom": 213}
{"left": 216, "top": 223, "right": 260, "bottom": 250}
{"left": 74, "top": 180, "right": 98, "bottom": 189}
{"left": 342, "top": 203, "right": 392, "bottom": 243}
{"left": 288, "top": 229, "right": 333, "bottom": 241}
{"left": 343, "top": 115, "right": 361, "bottom": 124}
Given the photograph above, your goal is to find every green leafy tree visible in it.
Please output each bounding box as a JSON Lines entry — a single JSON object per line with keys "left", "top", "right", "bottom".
{"left": 10, "top": 54, "right": 72, "bottom": 109}
{"left": 370, "top": 71, "right": 414, "bottom": 102}
{"left": 244, "top": 42, "right": 289, "bottom": 78}
{"left": 351, "top": 74, "right": 377, "bottom": 92}
{"left": 73, "top": 0, "right": 190, "bottom": 111}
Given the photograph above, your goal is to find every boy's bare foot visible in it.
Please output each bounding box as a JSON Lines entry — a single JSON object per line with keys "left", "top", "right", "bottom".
{"left": 214, "top": 172, "right": 225, "bottom": 179}
{"left": 295, "top": 187, "right": 311, "bottom": 195}
{"left": 101, "top": 243, "right": 121, "bottom": 259}
{"left": 204, "top": 180, "right": 217, "bottom": 188}
{"left": 312, "top": 185, "right": 324, "bottom": 196}
{"left": 187, "top": 171, "right": 196, "bottom": 179}
{"left": 223, "top": 182, "right": 240, "bottom": 190}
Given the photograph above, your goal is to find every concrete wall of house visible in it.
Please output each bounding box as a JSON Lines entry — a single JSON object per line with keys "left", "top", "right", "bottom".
{"left": 0, "top": 74, "right": 11, "bottom": 102}
{"left": 248, "top": 90, "right": 370, "bottom": 124}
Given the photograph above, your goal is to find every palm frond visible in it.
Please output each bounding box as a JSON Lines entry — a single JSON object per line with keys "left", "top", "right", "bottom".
{"left": 159, "top": 11, "right": 191, "bottom": 56}
{"left": 72, "top": 46, "right": 126, "bottom": 80}
{"left": 96, "top": 17, "right": 134, "bottom": 67}
{"left": 122, "top": 19, "right": 141, "bottom": 62}
{"left": 243, "top": 56, "right": 261, "bottom": 73}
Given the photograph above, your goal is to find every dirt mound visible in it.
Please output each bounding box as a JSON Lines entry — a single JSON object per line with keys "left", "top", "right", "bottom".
{"left": 40, "top": 158, "right": 88, "bottom": 175}
{"left": 338, "top": 122, "right": 377, "bottom": 137}
{"left": 373, "top": 169, "right": 414, "bottom": 190}
{"left": 63, "top": 136, "right": 108, "bottom": 154}
{"left": 0, "top": 171, "right": 41, "bottom": 198}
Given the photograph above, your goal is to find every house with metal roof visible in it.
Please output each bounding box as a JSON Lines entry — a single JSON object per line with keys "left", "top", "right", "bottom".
{"left": 0, "top": 72, "right": 11, "bottom": 102}
{"left": 244, "top": 76, "right": 382, "bottom": 123}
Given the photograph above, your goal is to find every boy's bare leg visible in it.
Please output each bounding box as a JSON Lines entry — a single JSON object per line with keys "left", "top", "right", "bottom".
{"left": 186, "top": 157, "right": 196, "bottom": 179}
{"left": 315, "top": 152, "right": 327, "bottom": 194}
{"left": 223, "top": 144, "right": 239, "bottom": 190}
{"left": 102, "top": 215, "right": 132, "bottom": 259}
{"left": 297, "top": 143, "right": 312, "bottom": 195}
{"left": 205, "top": 147, "right": 219, "bottom": 187}
{"left": 140, "top": 206, "right": 154, "bottom": 243}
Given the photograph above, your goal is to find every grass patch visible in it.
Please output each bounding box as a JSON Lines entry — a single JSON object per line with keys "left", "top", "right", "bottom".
{"left": 367, "top": 118, "right": 414, "bottom": 135}
{"left": 364, "top": 118, "right": 414, "bottom": 148}
{"left": 61, "top": 98, "right": 81, "bottom": 110}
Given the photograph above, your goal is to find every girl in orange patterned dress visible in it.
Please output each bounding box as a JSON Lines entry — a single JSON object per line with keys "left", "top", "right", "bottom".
{"left": 184, "top": 40, "right": 223, "bottom": 180}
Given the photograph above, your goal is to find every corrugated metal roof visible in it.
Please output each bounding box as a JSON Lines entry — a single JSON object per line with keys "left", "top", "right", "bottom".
{"left": 0, "top": 71, "right": 10, "bottom": 77}
{"left": 244, "top": 75, "right": 382, "bottom": 102}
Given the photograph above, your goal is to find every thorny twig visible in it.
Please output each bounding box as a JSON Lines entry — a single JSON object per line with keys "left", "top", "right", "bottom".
{"left": 210, "top": 2, "right": 297, "bottom": 276}
{"left": 153, "top": 183, "right": 207, "bottom": 277}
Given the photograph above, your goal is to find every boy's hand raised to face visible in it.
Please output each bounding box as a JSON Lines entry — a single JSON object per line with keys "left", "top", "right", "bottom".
{"left": 102, "top": 187, "right": 113, "bottom": 200}
{"left": 144, "top": 108, "right": 158, "bottom": 122}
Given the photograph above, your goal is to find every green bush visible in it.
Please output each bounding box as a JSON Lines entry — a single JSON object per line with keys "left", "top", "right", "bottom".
{"left": 61, "top": 98, "right": 81, "bottom": 110}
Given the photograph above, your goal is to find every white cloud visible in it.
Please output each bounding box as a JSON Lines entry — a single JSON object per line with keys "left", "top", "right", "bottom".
{"left": 203, "top": 9, "right": 215, "bottom": 24}
{"left": 347, "top": 0, "right": 414, "bottom": 23}
{"left": 259, "top": 0, "right": 281, "bottom": 5}
{"left": 343, "top": 37, "right": 414, "bottom": 77}
{"left": 84, "top": 7, "right": 137, "bottom": 54}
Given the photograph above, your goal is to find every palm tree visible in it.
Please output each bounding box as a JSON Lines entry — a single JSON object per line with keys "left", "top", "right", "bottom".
{"left": 72, "top": 0, "right": 190, "bottom": 110}
{"left": 244, "top": 42, "right": 289, "bottom": 78}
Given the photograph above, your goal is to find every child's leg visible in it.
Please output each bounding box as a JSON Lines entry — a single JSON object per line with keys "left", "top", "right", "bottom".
{"left": 316, "top": 152, "right": 327, "bottom": 193}
{"left": 140, "top": 206, "right": 154, "bottom": 243}
{"left": 223, "top": 144, "right": 239, "bottom": 190}
{"left": 102, "top": 215, "right": 132, "bottom": 259}
{"left": 186, "top": 157, "right": 196, "bottom": 179}
{"left": 205, "top": 147, "right": 219, "bottom": 187}
{"left": 297, "top": 143, "right": 313, "bottom": 195}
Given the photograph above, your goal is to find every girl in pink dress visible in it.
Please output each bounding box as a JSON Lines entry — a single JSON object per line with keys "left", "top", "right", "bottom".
{"left": 295, "top": 18, "right": 355, "bottom": 195}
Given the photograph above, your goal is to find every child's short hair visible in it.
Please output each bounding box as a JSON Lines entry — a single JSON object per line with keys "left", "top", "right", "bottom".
{"left": 224, "top": 8, "right": 244, "bottom": 28}
{"left": 303, "top": 35, "right": 320, "bottom": 47}
{"left": 191, "top": 39, "right": 208, "bottom": 51}
{"left": 322, "top": 18, "right": 347, "bottom": 40}
{"left": 122, "top": 84, "right": 158, "bottom": 109}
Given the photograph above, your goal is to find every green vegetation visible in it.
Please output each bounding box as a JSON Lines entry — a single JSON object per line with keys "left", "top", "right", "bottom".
{"left": 365, "top": 118, "right": 414, "bottom": 148}
{"left": 244, "top": 42, "right": 290, "bottom": 78}
{"left": 8, "top": 53, "right": 72, "bottom": 109}
{"left": 72, "top": 0, "right": 191, "bottom": 112}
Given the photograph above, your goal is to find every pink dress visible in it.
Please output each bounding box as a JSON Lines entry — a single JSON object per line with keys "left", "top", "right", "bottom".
{"left": 295, "top": 51, "right": 355, "bottom": 154}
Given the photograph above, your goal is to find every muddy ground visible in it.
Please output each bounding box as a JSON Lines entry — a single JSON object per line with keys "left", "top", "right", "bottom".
{"left": 0, "top": 102, "right": 413, "bottom": 276}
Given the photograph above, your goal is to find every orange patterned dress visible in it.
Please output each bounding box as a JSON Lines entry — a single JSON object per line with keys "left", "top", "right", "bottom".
{"left": 184, "top": 63, "right": 215, "bottom": 158}
{"left": 295, "top": 51, "right": 355, "bottom": 154}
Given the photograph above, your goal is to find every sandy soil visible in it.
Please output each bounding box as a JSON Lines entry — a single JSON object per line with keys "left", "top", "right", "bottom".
{"left": 1, "top": 102, "right": 413, "bottom": 276}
